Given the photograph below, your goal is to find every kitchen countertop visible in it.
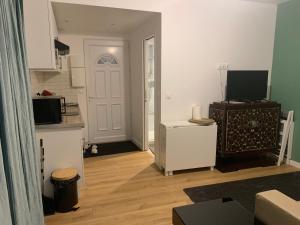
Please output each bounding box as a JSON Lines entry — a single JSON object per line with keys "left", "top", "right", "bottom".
{"left": 35, "top": 105, "right": 85, "bottom": 130}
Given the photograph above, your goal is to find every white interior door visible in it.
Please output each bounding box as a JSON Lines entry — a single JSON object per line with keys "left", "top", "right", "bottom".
{"left": 85, "top": 40, "right": 128, "bottom": 143}
{"left": 144, "top": 37, "right": 155, "bottom": 152}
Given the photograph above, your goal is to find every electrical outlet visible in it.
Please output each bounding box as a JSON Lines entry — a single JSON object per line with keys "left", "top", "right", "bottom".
{"left": 216, "top": 63, "right": 229, "bottom": 71}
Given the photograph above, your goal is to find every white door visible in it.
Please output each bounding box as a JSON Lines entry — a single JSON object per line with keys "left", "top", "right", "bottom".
{"left": 144, "top": 37, "right": 155, "bottom": 152}
{"left": 85, "top": 40, "right": 128, "bottom": 143}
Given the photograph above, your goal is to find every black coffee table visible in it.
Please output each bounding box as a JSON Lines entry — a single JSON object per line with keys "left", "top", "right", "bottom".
{"left": 173, "top": 198, "right": 255, "bottom": 225}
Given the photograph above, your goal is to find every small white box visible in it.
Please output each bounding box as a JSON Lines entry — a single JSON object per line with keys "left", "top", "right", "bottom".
{"left": 158, "top": 121, "right": 217, "bottom": 176}
{"left": 71, "top": 68, "right": 85, "bottom": 87}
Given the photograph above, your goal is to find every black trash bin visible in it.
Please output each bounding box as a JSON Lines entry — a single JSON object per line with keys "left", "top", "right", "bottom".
{"left": 51, "top": 168, "right": 80, "bottom": 213}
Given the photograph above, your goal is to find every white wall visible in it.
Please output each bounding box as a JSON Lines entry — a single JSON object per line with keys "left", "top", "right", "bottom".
{"left": 53, "top": 0, "right": 277, "bottom": 121}
{"left": 127, "top": 15, "right": 161, "bottom": 150}
{"left": 161, "top": 0, "right": 277, "bottom": 121}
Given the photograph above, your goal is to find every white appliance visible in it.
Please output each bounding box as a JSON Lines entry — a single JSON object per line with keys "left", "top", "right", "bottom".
{"left": 70, "top": 54, "right": 85, "bottom": 88}
{"left": 158, "top": 121, "right": 217, "bottom": 176}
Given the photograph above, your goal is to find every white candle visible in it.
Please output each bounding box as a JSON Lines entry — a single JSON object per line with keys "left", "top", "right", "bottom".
{"left": 192, "top": 105, "right": 202, "bottom": 120}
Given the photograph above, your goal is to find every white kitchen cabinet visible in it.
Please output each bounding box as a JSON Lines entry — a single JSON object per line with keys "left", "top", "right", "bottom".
{"left": 36, "top": 128, "right": 84, "bottom": 198}
{"left": 158, "top": 121, "right": 217, "bottom": 176}
{"left": 24, "top": 0, "right": 59, "bottom": 70}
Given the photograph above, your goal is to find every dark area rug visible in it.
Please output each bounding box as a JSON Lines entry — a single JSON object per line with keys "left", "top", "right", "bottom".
{"left": 84, "top": 141, "right": 140, "bottom": 158}
{"left": 184, "top": 172, "right": 300, "bottom": 212}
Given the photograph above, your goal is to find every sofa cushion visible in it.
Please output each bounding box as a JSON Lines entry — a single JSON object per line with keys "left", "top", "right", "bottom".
{"left": 255, "top": 190, "right": 300, "bottom": 225}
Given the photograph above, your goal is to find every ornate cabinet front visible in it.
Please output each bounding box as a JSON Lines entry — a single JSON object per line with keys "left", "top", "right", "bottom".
{"left": 209, "top": 102, "right": 281, "bottom": 157}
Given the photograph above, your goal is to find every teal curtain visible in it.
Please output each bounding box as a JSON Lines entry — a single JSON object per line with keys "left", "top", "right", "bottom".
{"left": 0, "top": 142, "right": 13, "bottom": 225}
{"left": 0, "top": 0, "right": 44, "bottom": 224}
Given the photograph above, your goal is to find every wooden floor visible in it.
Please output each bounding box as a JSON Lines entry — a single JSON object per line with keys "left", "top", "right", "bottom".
{"left": 45, "top": 151, "right": 298, "bottom": 225}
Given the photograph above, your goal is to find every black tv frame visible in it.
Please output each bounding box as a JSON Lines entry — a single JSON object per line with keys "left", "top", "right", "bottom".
{"left": 226, "top": 70, "right": 268, "bottom": 102}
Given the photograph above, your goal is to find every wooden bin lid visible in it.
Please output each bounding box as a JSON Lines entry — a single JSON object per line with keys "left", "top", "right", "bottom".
{"left": 51, "top": 168, "right": 77, "bottom": 181}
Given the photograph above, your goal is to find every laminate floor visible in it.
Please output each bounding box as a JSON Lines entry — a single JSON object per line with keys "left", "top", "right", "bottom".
{"left": 45, "top": 151, "right": 298, "bottom": 225}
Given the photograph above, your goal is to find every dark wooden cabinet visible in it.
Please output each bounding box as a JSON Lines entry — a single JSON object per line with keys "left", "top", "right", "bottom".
{"left": 209, "top": 101, "right": 281, "bottom": 157}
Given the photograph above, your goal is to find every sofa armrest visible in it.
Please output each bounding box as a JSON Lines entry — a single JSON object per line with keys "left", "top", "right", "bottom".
{"left": 255, "top": 190, "right": 300, "bottom": 225}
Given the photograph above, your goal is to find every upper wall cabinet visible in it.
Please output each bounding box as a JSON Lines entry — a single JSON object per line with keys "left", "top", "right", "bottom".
{"left": 24, "top": 0, "right": 59, "bottom": 71}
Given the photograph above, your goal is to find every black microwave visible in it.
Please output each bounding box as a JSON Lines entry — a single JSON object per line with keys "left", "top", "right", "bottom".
{"left": 32, "top": 96, "right": 66, "bottom": 125}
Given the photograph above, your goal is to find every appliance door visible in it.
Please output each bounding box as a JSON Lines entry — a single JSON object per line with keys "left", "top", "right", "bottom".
{"left": 33, "top": 98, "right": 62, "bottom": 124}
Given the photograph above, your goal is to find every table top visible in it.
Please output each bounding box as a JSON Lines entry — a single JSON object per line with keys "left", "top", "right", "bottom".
{"left": 173, "top": 199, "right": 254, "bottom": 225}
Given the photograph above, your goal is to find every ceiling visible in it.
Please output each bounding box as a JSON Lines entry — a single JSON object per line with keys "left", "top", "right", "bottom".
{"left": 53, "top": 0, "right": 290, "bottom": 36}
{"left": 52, "top": 2, "right": 159, "bottom": 36}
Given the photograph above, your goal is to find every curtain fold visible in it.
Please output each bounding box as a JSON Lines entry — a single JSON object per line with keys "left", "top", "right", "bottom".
{"left": 0, "top": 141, "right": 13, "bottom": 225}
{"left": 0, "top": 0, "right": 44, "bottom": 224}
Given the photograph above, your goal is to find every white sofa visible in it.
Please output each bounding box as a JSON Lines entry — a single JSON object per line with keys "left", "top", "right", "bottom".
{"left": 255, "top": 190, "right": 300, "bottom": 225}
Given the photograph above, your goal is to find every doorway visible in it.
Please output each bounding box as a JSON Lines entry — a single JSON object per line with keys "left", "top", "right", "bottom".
{"left": 84, "top": 40, "right": 130, "bottom": 144}
{"left": 144, "top": 36, "right": 155, "bottom": 153}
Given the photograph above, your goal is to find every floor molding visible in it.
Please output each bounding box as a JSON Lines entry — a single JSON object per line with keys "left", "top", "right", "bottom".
{"left": 289, "top": 160, "right": 300, "bottom": 168}
{"left": 131, "top": 137, "right": 143, "bottom": 150}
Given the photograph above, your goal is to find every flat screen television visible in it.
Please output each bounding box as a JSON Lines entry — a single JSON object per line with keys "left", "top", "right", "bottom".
{"left": 226, "top": 70, "right": 268, "bottom": 101}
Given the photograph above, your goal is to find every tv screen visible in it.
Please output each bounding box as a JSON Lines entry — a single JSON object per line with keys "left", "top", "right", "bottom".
{"left": 226, "top": 70, "right": 268, "bottom": 101}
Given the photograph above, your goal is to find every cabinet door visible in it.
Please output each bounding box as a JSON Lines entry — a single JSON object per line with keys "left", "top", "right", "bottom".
{"left": 23, "top": 0, "right": 56, "bottom": 69}
{"left": 36, "top": 129, "right": 84, "bottom": 198}
{"left": 226, "top": 108, "right": 279, "bottom": 152}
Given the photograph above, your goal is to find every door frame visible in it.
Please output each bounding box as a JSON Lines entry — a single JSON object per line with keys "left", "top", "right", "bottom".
{"left": 142, "top": 35, "right": 156, "bottom": 152}
{"left": 84, "top": 39, "right": 131, "bottom": 144}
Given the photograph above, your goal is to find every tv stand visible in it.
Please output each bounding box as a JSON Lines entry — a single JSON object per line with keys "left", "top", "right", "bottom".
{"left": 209, "top": 101, "right": 281, "bottom": 158}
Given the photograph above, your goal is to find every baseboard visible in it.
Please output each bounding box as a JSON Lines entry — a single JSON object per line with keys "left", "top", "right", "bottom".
{"left": 88, "top": 135, "right": 127, "bottom": 144}
{"left": 289, "top": 160, "right": 300, "bottom": 168}
{"left": 131, "top": 137, "right": 143, "bottom": 150}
